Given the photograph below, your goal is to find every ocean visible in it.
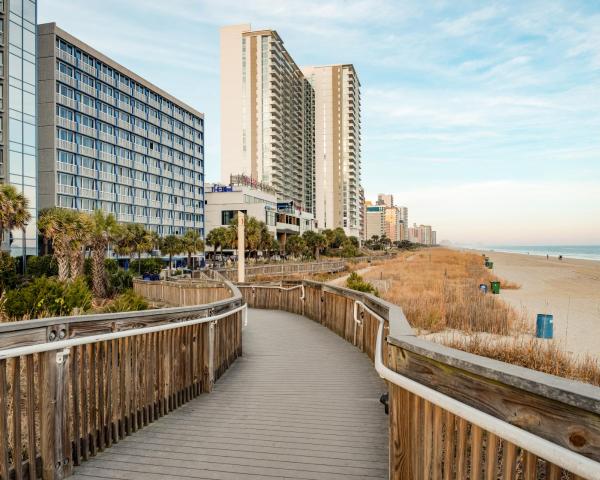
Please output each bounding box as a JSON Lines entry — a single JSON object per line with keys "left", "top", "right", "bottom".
{"left": 482, "top": 245, "right": 600, "bottom": 262}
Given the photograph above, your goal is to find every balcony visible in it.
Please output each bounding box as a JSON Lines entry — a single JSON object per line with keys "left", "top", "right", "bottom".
{"left": 57, "top": 117, "right": 77, "bottom": 131}
{"left": 78, "top": 124, "right": 96, "bottom": 138}
{"left": 79, "top": 145, "right": 97, "bottom": 157}
{"left": 118, "top": 101, "right": 131, "bottom": 112}
{"left": 79, "top": 62, "right": 96, "bottom": 76}
{"left": 56, "top": 93, "right": 77, "bottom": 109}
{"left": 55, "top": 48, "right": 76, "bottom": 66}
{"left": 134, "top": 180, "right": 147, "bottom": 189}
{"left": 99, "top": 152, "right": 117, "bottom": 163}
{"left": 79, "top": 188, "right": 96, "bottom": 199}
{"left": 80, "top": 167, "right": 96, "bottom": 178}
{"left": 79, "top": 104, "right": 97, "bottom": 117}
{"left": 57, "top": 139, "right": 76, "bottom": 152}
{"left": 119, "top": 176, "right": 134, "bottom": 186}
{"left": 57, "top": 162, "right": 77, "bottom": 174}
{"left": 58, "top": 184, "right": 77, "bottom": 195}
{"left": 133, "top": 143, "right": 147, "bottom": 154}
{"left": 57, "top": 72, "right": 76, "bottom": 88}
{"left": 98, "top": 132, "right": 115, "bottom": 144}
{"left": 99, "top": 72, "right": 116, "bottom": 86}
{"left": 79, "top": 82, "right": 96, "bottom": 97}
{"left": 99, "top": 91, "right": 116, "bottom": 106}
{"left": 133, "top": 125, "right": 146, "bottom": 136}
{"left": 117, "top": 213, "right": 134, "bottom": 222}
{"left": 100, "top": 191, "right": 116, "bottom": 201}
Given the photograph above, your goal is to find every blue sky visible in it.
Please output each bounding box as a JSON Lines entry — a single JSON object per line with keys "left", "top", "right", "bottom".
{"left": 39, "top": 0, "right": 600, "bottom": 244}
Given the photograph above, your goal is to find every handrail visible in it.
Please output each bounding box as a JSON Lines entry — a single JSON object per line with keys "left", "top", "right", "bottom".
{"left": 359, "top": 299, "right": 600, "bottom": 480}
{"left": 0, "top": 275, "right": 243, "bottom": 335}
{"left": 0, "top": 304, "right": 247, "bottom": 360}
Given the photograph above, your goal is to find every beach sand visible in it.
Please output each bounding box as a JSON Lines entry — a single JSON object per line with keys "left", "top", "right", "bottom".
{"left": 480, "top": 251, "right": 600, "bottom": 358}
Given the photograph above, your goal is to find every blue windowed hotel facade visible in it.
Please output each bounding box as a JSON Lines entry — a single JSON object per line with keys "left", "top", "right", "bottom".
{"left": 38, "top": 23, "right": 205, "bottom": 239}
{"left": 2, "top": 0, "right": 38, "bottom": 257}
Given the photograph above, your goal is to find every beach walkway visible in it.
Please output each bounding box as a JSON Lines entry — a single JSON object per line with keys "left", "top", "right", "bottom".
{"left": 69, "top": 309, "right": 389, "bottom": 480}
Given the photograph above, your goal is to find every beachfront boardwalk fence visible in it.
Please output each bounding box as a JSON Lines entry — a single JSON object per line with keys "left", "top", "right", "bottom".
{"left": 0, "top": 277, "right": 599, "bottom": 479}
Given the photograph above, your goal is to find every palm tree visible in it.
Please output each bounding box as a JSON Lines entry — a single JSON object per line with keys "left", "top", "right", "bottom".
{"left": 286, "top": 235, "right": 306, "bottom": 259}
{"left": 0, "top": 184, "right": 31, "bottom": 249}
{"left": 38, "top": 208, "right": 79, "bottom": 281}
{"left": 126, "top": 224, "right": 154, "bottom": 274}
{"left": 89, "top": 210, "right": 119, "bottom": 298}
{"left": 160, "top": 235, "right": 184, "bottom": 276}
{"left": 69, "top": 212, "right": 92, "bottom": 281}
{"left": 182, "top": 229, "right": 204, "bottom": 269}
{"left": 302, "top": 231, "right": 328, "bottom": 260}
{"left": 206, "top": 227, "right": 230, "bottom": 267}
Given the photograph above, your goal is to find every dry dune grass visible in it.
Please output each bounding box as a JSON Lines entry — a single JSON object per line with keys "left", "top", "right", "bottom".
{"left": 364, "top": 248, "right": 528, "bottom": 335}
{"left": 443, "top": 335, "right": 600, "bottom": 387}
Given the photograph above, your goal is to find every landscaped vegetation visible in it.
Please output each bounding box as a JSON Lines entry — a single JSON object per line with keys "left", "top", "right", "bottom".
{"left": 0, "top": 196, "right": 206, "bottom": 320}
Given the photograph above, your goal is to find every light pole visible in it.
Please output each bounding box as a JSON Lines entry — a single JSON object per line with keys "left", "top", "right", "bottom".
{"left": 237, "top": 211, "right": 245, "bottom": 283}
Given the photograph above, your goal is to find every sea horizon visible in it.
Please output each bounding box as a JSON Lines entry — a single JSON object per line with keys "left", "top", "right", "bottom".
{"left": 459, "top": 244, "right": 600, "bottom": 262}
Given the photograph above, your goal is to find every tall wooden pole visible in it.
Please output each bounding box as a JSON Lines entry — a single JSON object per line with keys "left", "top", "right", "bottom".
{"left": 237, "top": 211, "right": 245, "bottom": 283}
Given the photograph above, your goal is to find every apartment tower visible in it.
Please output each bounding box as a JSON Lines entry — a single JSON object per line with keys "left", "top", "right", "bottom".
{"left": 1, "top": 0, "right": 38, "bottom": 257}
{"left": 37, "top": 23, "right": 205, "bottom": 237}
{"left": 220, "top": 24, "right": 315, "bottom": 214}
{"left": 302, "top": 64, "right": 361, "bottom": 237}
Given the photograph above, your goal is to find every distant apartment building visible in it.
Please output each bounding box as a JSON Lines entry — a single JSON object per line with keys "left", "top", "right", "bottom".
{"left": 408, "top": 223, "right": 436, "bottom": 245}
{"left": 358, "top": 186, "right": 365, "bottom": 241}
{"left": 220, "top": 24, "right": 315, "bottom": 215}
{"left": 37, "top": 23, "right": 205, "bottom": 237}
{"left": 1, "top": 0, "right": 38, "bottom": 257}
{"left": 302, "top": 64, "right": 362, "bottom": 237}
{"left": 376, "top": 193, "right": 393, "bottom": 207}
{"left": 365, "top": 205, "right": 385, "bottom": 239}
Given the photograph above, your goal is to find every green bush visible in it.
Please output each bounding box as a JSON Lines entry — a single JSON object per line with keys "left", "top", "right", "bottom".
{"left": 108, "top": 268, "right": 134, "bottom": 295}
{"left": 2, "top": 277, "right": 92, "bottom": 320}
{"left": 341, "top": 240, "right": 360, "bottom": 258}
{"left": 346, "top": 272, "right": 378, "bottom": 296}
{"left": 26, "top": 255, "right": 58, "bottom": 277}
{"left": 100, "top": 289, "right": 148, "bottom": 313}
{"left": 0, "top": 252, "right": 18, "bottom": 294}
{"left": 130, "top": 257, "right": 164, "bottom": 275}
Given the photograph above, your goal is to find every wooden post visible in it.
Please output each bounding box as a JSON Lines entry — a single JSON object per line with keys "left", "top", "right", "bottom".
{"left": 40, "top": 348, "right": 70, "bottom": 480}
{"left": 237, "top": 211, "right": 245, "bottom": 283}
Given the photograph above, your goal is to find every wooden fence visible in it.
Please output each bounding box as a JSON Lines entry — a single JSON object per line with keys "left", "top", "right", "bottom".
{"left": 133, "top": 278, "right": 231, "bottom": 306}
{"left": 238, "top": 281, "right": 600, "bottom": 479}
{"left": 0, "top": 282, "right": 244, "bottom": 480}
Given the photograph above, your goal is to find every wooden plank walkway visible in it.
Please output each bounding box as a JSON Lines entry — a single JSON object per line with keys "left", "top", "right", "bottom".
{"left": 71, "top": 309, "right": 389, "bottom": 480}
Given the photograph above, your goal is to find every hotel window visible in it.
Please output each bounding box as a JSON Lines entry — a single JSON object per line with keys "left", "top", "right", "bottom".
{"left": 57, "top": 105, "right": 74, "bottom": 120}
{"left": 80, "top": 73, "right": 95, "bottom": 88}
{"left": 58, "top": 151, "right": 75, "bottom": 165}
{"left": 78, "top": 113, "right": 95, "bottom": 129}
{"left": 57, "top": 61, "right": 73, "bottom": 76}
{"left": 56, "top": 83, "right": 74, "bottom": 98}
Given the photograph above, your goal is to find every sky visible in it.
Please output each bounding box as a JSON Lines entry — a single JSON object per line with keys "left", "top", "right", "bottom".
{"left": 39, "top": 0, "right": 600, "bottom": 245}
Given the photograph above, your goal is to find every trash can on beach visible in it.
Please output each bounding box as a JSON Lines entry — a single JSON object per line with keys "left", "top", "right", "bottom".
{"left": 490, "top": 281, "right": 500, "bottom": 294}
{"left": 487, "top": 261, "right": 494, "bottom": 269}
{"left": 536, "top": 314, "right": 553, "bottom": 339}
{"left": 479, "top": 284, "right": 488, "bottom": 293}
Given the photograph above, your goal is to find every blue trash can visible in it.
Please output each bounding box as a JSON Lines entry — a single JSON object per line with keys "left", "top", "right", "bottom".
{"left": 536, "top": 314, "right": 553, "bottom": 339}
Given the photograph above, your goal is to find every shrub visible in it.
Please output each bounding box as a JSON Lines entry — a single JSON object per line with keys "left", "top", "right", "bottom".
{"left": 346, "top": 272, "right": 378, "bottom": 296}
{"left": 2, "top": 276, "right": 92, "bottom": 320}
{"left": 108, "top": 268, "right": 134, "bottom": 295}
{"left": 26, "top": 255, "right": 58, "bottom": 277}
{"left": 341, "top": 240, "right": 360, "bottom": 258}
{"left": 0, "top": 252, "right": 18, "bottom": 294}
{"left": 130, "top": 257, "right": 164, "bottom": 275}
{"left": 100, "top": 289, "right": 148, "bottom": 313}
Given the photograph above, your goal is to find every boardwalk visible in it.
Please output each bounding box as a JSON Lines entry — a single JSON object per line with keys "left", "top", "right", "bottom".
{"left": 71, "top": 309, "right": 389, "bottom": 480}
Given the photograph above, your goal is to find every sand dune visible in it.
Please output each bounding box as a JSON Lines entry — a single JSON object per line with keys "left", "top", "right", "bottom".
{"left": 481, "top": 251, "right": 600, "bottom": 358}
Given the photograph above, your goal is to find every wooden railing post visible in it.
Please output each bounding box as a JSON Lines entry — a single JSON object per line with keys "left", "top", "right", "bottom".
{"left": 202, "top": 322, "right": 215, "bottom": 392}
{"left": 40, "top": 348, "right": 71, "bottom": 480}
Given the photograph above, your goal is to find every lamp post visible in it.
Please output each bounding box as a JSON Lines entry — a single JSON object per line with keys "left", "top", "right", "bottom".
{"left": 237, "top": 211, "right": 245, "bottom": 283}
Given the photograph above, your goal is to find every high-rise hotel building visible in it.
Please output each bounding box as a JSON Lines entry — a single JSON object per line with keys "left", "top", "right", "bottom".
{"left": 1, "top": 0, "right": 38, "bottom": 256}
{"left": 37, "top": 23, "right": 205, "bottom": 237}
{"left": 302, "top": 65, "right": 361, "bottom": 238}
{"left": 220, "top": 24, "right": 315, "bottom": 214}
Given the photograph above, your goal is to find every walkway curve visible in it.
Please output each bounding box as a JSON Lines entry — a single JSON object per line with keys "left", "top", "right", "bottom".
{"left": 71, "top": 309, "right": 389, "bottom": 480}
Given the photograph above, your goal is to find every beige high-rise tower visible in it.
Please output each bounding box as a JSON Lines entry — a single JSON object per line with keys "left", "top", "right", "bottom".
{"left": 220, "top": 24, "right": 315, "bottom": 213}
{"left": 302, "top": 65, "right": 362, "bottom": 237}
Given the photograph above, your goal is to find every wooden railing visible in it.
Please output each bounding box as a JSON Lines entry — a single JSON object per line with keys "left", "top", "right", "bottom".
{"left": 0, "top": 281, "right": 244, "bottom": 480}
{"left": 239, "top": 281, "right": 600, "bottom": 479}
{"left": 133, "top": 278, "right": 231, "bottom": 306}
{"left": 216, "top": 259, "right": 347, "bottom": 280}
